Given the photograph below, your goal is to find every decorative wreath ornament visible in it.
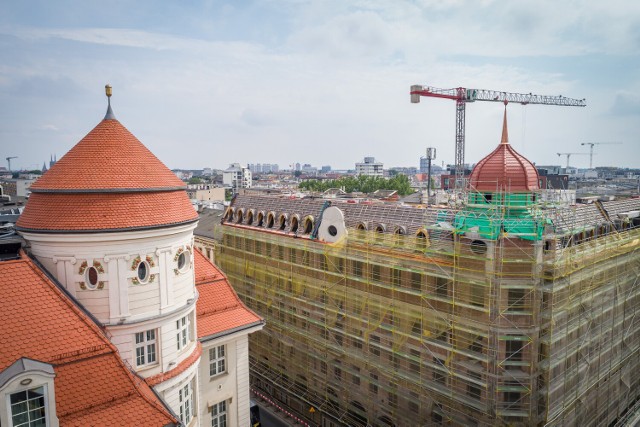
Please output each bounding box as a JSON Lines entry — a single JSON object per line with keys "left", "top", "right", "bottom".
{"left": 173, "top": 246, "right": 193, "bottom": 276}
{"left": 78, "top": 260, "right": 106, "bottom": 290}
{"left": 131, "top": 255, "right": 156, "bottom": 285}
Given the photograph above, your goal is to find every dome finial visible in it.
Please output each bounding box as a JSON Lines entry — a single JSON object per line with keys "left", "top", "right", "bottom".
{"left": 104, "top": 84, "right": 116, "bottom": 120}
{"left": 501, "top": 104, "right": 509, "bottom": 145}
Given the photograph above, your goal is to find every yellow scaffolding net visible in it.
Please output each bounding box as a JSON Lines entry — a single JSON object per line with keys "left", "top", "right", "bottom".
{"left": 215, "top": 205, "right": 640, "bottom": 427}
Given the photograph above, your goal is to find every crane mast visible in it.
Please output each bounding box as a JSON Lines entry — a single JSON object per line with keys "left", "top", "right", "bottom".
{"left": 410, "top": 85, "right": 586, "bottom": 189}
{"left": 581, "top": 142, "right": 622, "bottom": 168}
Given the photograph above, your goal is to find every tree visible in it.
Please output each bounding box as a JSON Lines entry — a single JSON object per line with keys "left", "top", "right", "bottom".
{"left": 188, "top": 177, "right": 203, "bottom": 185}
{"left": 298, "top": 175, "right": 415, "bottom": 196}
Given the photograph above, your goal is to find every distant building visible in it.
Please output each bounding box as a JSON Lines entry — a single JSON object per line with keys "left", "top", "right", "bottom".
{"left": 203, "top": 167, "right": 213, "bottom": 176}
{"left": 249, "top": 164, "right": 279, "bottom": 174}
{"left": 356, "top": 157, "right": 383, "bottom": 177}
{"left": 321, "top": 165, "right": 331, "bottom": 174}
{"left": 186, "top": 186, "right": 226, "bottom": 202}
{"left": 223, "top": 163, "right": 252, "bottom": 193}
{"left": 389, "top": 166, "right": 418, "bottom": 176}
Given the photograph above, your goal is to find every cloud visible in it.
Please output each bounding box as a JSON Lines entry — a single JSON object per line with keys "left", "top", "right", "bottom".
{"left": 609, "top": 91, "right": 640, "bottom": 116}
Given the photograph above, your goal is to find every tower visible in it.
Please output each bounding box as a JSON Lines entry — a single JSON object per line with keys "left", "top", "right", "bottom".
{"left": 16, "top": 86, "right": 201, "bottom": 424}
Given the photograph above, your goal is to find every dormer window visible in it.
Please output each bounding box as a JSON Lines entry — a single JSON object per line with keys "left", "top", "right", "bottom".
{"left": 0, "top": 358, "right": 58, "bottom": 427}
{"left": 10, "top": 386, "right": 47, "bottom": 426}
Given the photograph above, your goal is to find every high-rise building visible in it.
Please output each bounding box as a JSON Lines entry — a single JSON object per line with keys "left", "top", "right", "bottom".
{"left": 224, "top": 163, "right": 252, "bottom": 192}
{"left": 213, "top": 110, "right": 640, "bottom": 426}
{"left": 356, "top": 157, "right": 384, "bottom": 177}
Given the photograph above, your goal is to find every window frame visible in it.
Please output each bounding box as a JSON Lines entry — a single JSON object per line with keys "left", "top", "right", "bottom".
{"left": 211, "top": 400, "right": 227, "bottom": 427}
{"left": 9, "top": 385, "right": 48, "bottom": 427}
{"left": 178, "top": 381, "right": 194, "bottom": 425}
{"left": 135, "top": 329, "right": 158, "bottom": 367}
{"left": 176, "top": 315, "right": 192, "bottom": 352}
{"left": 209, "top": 345, "right": 227, "bottom": 377}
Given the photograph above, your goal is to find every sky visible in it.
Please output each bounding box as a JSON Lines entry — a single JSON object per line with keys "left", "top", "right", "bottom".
{"left": 1, "top": 0, "right": 639, "bottom": 172}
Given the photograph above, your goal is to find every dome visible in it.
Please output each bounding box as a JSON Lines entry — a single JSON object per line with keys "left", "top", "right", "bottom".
{"left": 468, "top": 108, "right": 539, "bottom": 192}
{"left": 17, "top": 93, "right": 198, "bottom": 233}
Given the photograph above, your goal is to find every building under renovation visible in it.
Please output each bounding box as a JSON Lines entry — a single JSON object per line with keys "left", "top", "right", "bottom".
{"left": 212, "top": 110, "right": 640, "bottom": 426}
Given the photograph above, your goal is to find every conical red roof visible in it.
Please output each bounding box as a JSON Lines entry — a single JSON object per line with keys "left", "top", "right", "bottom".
{"left": 18, "top": 102, "right": 198, "bottom": 232}
{"left": 468, "top": 108, "right": 539, "bottom": 192}
{"left": 31, "top": 119, "right": 185, "bottom": 192}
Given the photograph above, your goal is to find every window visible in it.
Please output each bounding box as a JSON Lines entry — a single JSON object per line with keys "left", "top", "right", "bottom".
{"left": 352, "top": 366, "right": 361, "bottom": 385}
{"left": 410, "top": 348, "right": 420, "bottom": 373}
{"left": 177, "top": 315, "right": 191, "bottom": 351}
{"left": 509, "top": 289, "right": 526, "bottom": 311}
{"left": 506, "top": 340, "right": 524, "bottom": 362}
{"left": 137, "top": 260, "right": 150, "bottom": 283}
{"left": 86, "top": 266, "right": 99, "bottom": 289}
{"left": 10, "top": 386, "right": 46, "bottom": 427}
{"left": 209, "top": 345, "right": 226, "bottom": 377}
{"left": 369, "top": 373, "right": 378, "bottom": 394}
{"left": 352, "top": 259, "right": 363, "bottom": 277}
{"left": 135, "top": 329, "right": 157, "bottom": 367}
{"left": 178, "top": 250, "right": 190, "bottom": 272}
{"left": 391, "top": 267, "right": 401, "bottom": 286}
{"left": 435, "top": 277, "right": 448, "bottom": 297}
{"left": 433, "top": 357, "right": 446, "bottom": 384}
{"left": 369, "top": 335, "right": 380, "bottom": 356}
{"left": 211, "top": 400, "right": 227, "bottom": 427}
{"left": 371, "top": 264, "right": 381, "bottom": 282}
{"left": 467, "top": 372, "right": 482, "bottom": 399}
{"left": 411, "top": 272, "right": 422, "bottom": 290}
{"left": 388, "top": 391, "right": 398, "bottom": 408}
{"left": 179, "top": 381, "right": 194, "bottom": 425}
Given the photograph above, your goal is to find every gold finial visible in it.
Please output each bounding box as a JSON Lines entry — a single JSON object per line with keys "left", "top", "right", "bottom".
{"left": 105, "top": 84, "right": 112, "bottom": 98}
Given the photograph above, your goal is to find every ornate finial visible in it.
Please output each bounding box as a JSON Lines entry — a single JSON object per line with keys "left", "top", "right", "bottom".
{"left": 104, "top": 84, "right": 116, "bottom": 120}
{"left": 500, "top": 105, "right": 509, "bottom": 145}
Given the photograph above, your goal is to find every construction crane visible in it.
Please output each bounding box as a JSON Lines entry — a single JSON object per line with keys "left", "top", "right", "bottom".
{"left": 557, "top": 152, "right": 588, "bottom": 168}
{"left": 410, "top": 85, "right": 586, "bottom": 189}
{"left": 5, "top": 156, "right": 17, "bottom": 171}
{"left": 580, "top": 142, "right": 622, "bottom": 168}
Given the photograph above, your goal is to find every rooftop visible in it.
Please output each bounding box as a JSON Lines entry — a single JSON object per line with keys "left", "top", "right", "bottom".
{"left": 0, "top": 251, "right": 177, "bottom": 426}
{"left": 194, "top": 250, "right": 263, "bottom": 340}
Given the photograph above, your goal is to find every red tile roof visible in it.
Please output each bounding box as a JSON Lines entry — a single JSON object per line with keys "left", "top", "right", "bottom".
{"left": 145, "top": 342, "right": 202, "bottom": 387}
{"left": 17, "top": 191, "right": 198, "bottom": 232}
{"left": 31, "top": 119, "right": 185, "bottom": 192}
{"left": 16, "top": 116, "right": 199, "bottom": 232}
{"left": 194, "top": 250, "right": 263, "bottom": 339}
{"left": 469, "top": 108, "right": 539, "bottom": 192}
{"left": 0, "top": 253, "right": 177, "bottom": 426}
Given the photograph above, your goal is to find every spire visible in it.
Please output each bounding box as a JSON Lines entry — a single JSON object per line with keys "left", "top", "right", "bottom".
{"left": 501, "top": 105, "right": 509, "bottom": 145}
{"left": 104, "top": 84, "right": 116, "bottom": 120}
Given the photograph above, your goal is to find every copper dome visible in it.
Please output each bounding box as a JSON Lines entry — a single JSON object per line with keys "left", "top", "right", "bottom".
{"left": 468, "top": 108, "right": 539, "bottom": 192}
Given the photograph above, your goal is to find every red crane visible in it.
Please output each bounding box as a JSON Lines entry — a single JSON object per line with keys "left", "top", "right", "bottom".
{"left": 410, "top": 85, "right": 586, "bottom": 189}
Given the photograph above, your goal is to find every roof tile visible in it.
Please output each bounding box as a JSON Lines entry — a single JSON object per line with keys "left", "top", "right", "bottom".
{"left": 194, "top": 250, "right": 263, "bottom": 339}
{"left": 0, "top": 254, "right": 177, "bottom": 426}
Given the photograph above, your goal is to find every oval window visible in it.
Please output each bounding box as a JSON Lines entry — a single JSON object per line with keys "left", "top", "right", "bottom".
{"left": 328, "top": 225, "right": 338, "bottom": 236}
{"left": 178, "top": 251, "right": 190, "bottom": 271}
{"left": 86, "top": 266, "right": 99, "bottom": 289}
{"left": 137, "top": 261, "right": 150, "bottom": 283}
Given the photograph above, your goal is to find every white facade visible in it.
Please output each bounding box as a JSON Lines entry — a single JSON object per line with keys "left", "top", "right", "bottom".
{"left": 22, "top": 223, "right": 201, "bottom": 424}
{"left": 223, "top": 163, "right": 252, "bottom": 192}
{"left": 355, "top": 157, "right": 384, "bottom": 177}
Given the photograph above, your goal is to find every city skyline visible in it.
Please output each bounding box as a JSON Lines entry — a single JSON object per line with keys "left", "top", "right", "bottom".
{"left": 1, "top": 1, "right": 639, "bottom": 171}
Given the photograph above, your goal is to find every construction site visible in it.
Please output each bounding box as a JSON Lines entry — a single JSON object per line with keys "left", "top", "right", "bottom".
{"left": 209, "top": 101, "right": 640, "bottom": 426}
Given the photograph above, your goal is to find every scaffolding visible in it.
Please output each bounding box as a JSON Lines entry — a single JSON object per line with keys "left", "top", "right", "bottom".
{"left": 214, "top": 194, "right": 640, "bottom": 427}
